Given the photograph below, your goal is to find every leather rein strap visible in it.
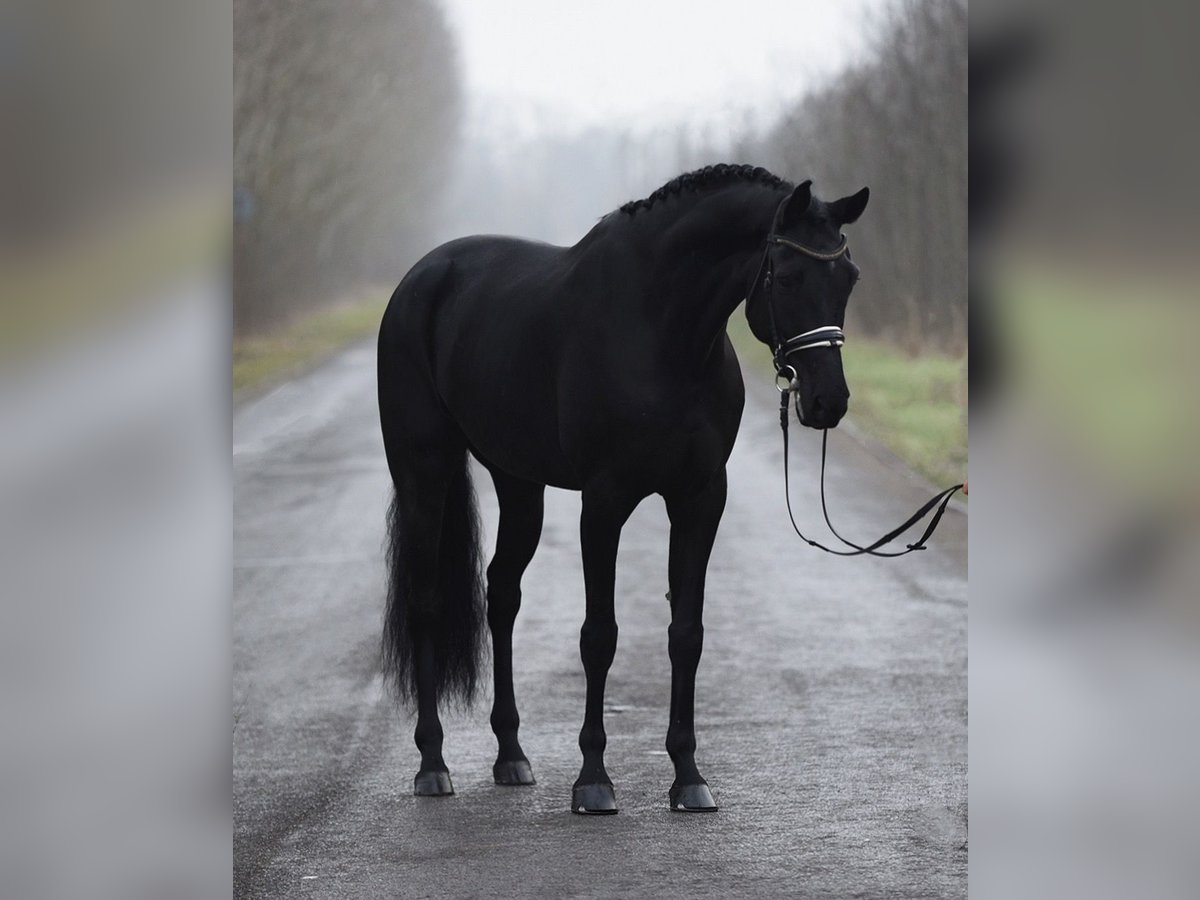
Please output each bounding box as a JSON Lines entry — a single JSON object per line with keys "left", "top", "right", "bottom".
{"left": 748, "top": 211, "right": 964, "bottom": 557}
{"left": 779, "top": 392, "right": 963, "bottom": 556}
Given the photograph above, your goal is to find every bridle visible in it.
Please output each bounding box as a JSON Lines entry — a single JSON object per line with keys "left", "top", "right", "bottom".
{"left": 745, "top": 205, "right": 964, "bottom": 558}
{"left": 747, "top": 229, "right": 850, "bottom": 383}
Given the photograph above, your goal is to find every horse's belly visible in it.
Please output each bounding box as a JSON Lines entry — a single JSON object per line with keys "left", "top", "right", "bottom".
{"left": 472, "top": 438, "right": 582, "bottom": 491}
{"left": 453, "top": 387, "right": 582, "bottom": 490}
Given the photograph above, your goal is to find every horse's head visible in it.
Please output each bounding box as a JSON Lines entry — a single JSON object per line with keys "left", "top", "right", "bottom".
{"left": 747, "top": 180, "right": 869, "bottom": 430}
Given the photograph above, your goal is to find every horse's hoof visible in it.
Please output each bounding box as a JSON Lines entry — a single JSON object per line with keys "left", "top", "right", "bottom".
{"left": 572, "top": 783, "right": 618, "bottom": 815}
{"left": 413, "top": 770, "right": 454, "bottom": 796}
{"left": 669, "top": 782, "right": 717, "bottom": 812}
{"left": 493, "top": 759, "right": 536, "bottom": 786}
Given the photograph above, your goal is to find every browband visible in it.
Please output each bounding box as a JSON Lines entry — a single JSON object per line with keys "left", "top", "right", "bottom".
{"left": 767, "top": 234, "right": 848, "bottom": 261}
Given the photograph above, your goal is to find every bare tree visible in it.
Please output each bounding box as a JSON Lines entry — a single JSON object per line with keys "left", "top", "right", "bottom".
{"left": 234, "top": 0, "right": 462, "bottom": 335}
{"left": 760, "top": 0, "right": 967, "bottom": 352}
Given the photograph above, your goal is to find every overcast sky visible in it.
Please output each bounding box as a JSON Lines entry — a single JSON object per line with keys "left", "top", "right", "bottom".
{"left": 442, "top": 0, "right": 889, "bottom": 139}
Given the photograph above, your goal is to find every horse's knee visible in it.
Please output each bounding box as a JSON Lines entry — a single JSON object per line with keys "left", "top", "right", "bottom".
{"left": 580, "top": 619, "right": 618, "bottom": 669}
{"left": 667, "top": 621, "right": 704, "bottom": 667}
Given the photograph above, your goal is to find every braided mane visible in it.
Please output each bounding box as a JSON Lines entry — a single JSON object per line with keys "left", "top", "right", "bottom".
{"left": 619, "top": 164, "right": 791, "bottom": 216}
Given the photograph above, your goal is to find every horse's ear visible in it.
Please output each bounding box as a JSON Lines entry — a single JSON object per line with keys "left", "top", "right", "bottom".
{"left": 829, "top": 187, "right": 870, "bottom": 226}
{"left": 778, "top": 180, "right": 813, "bottom": 228}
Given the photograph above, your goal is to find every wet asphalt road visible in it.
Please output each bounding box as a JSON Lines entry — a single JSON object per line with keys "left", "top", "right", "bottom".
{"left": 233, "top": 339, "right": 966, "bottom": 899}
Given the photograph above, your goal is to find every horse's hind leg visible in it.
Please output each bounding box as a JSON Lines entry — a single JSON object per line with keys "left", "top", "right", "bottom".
{"left": 485, "top": 469, "right": 545, "bottom": 785}
{"left": 662, "top": 468, "right": 727, "bottom": 812}
{"left": 380, "top": 391, "right": 486, "bottom": 796}
{"left": 389, "top": 451, "right": 460, "bottom": 796}
{"left": 379, "top": 262, "right": 489, "bottom": 797}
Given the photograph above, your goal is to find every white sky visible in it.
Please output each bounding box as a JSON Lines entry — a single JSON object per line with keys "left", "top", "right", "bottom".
{"left": 441, "top": 0, "right": 888, "bottom": 138}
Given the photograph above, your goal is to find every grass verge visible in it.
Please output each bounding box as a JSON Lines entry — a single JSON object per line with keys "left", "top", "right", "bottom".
{"left": 728, "top": 311, "right": 967, "bottom": 488}
{"left": 233, "top": 287, "right": 390, "bottom": 398}
{"left": 839, "top": 339, "right": 967, "bottom": 488}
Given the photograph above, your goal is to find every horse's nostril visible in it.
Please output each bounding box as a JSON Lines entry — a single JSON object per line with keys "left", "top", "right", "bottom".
{"left": 809, "top": 395, "right": 846, "bottom": 426}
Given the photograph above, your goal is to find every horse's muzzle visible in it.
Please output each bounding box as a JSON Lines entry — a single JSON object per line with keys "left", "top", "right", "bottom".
{"left": 799, "top": 393, "right": 848, "bottom": 430}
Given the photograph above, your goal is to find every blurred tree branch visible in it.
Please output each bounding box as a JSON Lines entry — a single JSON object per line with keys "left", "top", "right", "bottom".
{"left": 233, "top": 0, "right": 462, "bottom": 335}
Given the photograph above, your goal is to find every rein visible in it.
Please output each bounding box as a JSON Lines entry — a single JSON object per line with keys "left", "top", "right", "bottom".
{"left": 747, "top": 215, "right": 964, "bottom": 558}
{"left": 777, "top": 392, "right": 963, "bottom": 556}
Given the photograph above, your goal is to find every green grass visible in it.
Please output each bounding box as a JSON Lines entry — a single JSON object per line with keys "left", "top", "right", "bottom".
{"left": 728, "top": 311, "right": 967, "bottom": 488}
{"left": 839, "top": 340, "right": 967, "bottom": 488}
{"left": 233, "top": 288, "right": 390, "bottom": 396}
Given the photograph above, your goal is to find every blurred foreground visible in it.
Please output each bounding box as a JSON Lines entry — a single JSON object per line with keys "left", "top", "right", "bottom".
{"left": 1, "top": 3, "right": 230, "bottom": 896}
{"left": 970, "top": 2, "right": 1200, "bottom": 897}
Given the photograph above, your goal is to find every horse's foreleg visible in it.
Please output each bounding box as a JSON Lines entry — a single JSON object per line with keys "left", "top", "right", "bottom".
{"left": 572, "top": 479, "right": 640, "bottom": 814}
{"left": 663, "top": 468, "right": 727, "bottom": 812}
{"left": 486, "top": 470, "right": 544, "bottom": 786}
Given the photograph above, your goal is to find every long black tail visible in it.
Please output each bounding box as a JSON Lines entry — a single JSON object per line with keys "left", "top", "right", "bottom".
{"left": 382, "top": 455, "right": 487, "bottom": 708}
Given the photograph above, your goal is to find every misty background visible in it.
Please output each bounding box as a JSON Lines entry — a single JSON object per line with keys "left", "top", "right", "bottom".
{"left": 233, "top": 0, "right": 966, "bottom": 354}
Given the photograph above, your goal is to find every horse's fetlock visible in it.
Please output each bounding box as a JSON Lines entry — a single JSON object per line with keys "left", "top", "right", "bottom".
{"left": 666, "top": 720, "right": 697, "bottom": 756}
{"left": 578, "top": 722, "right": 608, "bottom": 754}
{"left": 414, "top": 720, "right": 444, "bottom": 752}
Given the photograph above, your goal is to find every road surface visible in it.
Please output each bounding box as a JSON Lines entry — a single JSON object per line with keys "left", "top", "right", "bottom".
{"left": 234, "top": 339, "right": 966, "bottom": 898}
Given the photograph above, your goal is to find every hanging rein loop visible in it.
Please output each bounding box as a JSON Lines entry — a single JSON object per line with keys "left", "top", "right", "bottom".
{"left": 777, "top": 389, "right": 963, "bottom": 556}
{"left": 750, "top": 211, "right": 964, "bottom": 558}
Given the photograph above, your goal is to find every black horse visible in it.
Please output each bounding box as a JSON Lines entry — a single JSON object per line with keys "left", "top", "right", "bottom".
{"left": 377, "top": 164, "right": 869, "bottom": 813}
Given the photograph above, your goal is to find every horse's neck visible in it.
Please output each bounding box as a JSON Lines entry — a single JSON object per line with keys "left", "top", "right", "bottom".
{"left": 648, "top": 186, "right": 783, "bottom": 363}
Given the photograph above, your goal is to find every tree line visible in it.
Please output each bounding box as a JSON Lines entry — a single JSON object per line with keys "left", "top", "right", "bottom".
{"left": 233, "top": 0, "right": 461, "bottom": 335}
{"left": 755, "top": 0, "right": 967, "bottom": 353}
